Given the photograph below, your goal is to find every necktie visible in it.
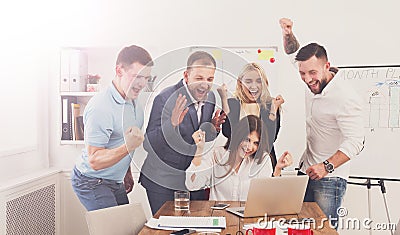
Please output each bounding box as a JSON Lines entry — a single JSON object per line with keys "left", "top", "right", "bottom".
{"left": 195, "top": 101, "right": 204, "bottom": 123}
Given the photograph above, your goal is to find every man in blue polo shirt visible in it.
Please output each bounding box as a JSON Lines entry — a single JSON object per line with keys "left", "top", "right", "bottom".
{"left": 71, "top": 45, "right": 153, "bottom": 211}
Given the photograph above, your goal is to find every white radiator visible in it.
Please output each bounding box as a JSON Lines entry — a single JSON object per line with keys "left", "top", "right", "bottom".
{"left": 0, "top": 170, "right": 60, "bottom": 235}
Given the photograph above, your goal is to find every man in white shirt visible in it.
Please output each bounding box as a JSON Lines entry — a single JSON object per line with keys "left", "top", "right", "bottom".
{"left": 280, "top": 18, "right": 365, "bottom": 229}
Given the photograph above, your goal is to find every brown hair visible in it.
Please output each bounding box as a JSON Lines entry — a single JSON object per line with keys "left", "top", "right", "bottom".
{"left": 116, "top": 45, "right": 154, "bottom": 68}
{"left": 216, "top": 115, "right": 269, "bottom": 178}
{"left": 186, "top": 51, "right": 216, "bottom": 70}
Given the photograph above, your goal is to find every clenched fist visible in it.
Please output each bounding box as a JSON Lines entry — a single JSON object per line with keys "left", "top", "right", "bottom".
{"left": 279, "top": 18, "right": 294, "bottom": 36}
{"left": 217, "top": 83, "right": 230, "bottom": 114}
{"left": 192, "top": 129, "right": 206, "bottom": 148}
{"left": 125, "top": 126, "right": 144, "bottom": 152}
{"left": 276, "top": 151, "right": 293, "bottom": 170}
{"left": 273, "top": 95, "right": 285, "bottom": 109}
{"left": 217, "top": 83, "right": 228, "bottom": 100}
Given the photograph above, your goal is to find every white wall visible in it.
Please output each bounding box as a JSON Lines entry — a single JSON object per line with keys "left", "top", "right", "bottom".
{"left": 0, "top": 1, "right": 55, "bottom": 183}
{"left": 1, "top": 0, "right": 399, "bottom": 234}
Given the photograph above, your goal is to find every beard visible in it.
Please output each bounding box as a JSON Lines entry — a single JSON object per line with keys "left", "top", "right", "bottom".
{"left": 309, "top": 76, "right": 328, "bottom": 94}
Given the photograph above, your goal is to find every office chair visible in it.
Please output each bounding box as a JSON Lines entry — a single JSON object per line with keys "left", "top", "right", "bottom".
{"left": 86, "top": 203, "right": 147, "bottom": 235}
{"left": 129, "top": 182, "right": 153, "bottom": 220}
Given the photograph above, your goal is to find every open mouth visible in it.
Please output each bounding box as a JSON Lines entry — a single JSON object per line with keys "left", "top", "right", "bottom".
{"left": 241, "top": 146, "right": 253, "bottom": 156}
{"left": 196, "top": 88, "right": 207, "bottom": 96}
{"left": 131, "top": 87, "right": 141, "bottom": 93}
{"left": 308, "top": 81, "right": 318, "bottom": 90}
{"left": 249, "top": 90, "right": 259, "bottom": 98}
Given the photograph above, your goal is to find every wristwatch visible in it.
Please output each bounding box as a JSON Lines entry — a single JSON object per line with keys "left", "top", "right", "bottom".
{"left": 323, "top": 160, "right": 334, "bottom": 173}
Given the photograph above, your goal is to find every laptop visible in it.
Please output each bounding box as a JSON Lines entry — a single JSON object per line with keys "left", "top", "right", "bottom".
{"left": 226, "top": 175, "right": 308, "bottom": 217}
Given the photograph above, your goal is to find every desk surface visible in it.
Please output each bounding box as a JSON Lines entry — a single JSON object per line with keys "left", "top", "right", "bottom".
{"left": 139, "top": 201, "right": 338, "bottom": 235}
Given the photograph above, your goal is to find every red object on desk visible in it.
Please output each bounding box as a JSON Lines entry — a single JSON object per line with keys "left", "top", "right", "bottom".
{"left": 288, "top": 228, "right": 313, "bottom": 235}
{"left": 246, "top": 227, "right": 276, "bottom": 235}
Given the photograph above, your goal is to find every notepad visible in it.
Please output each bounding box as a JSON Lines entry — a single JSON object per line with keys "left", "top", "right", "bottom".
{"left": 158, "top": 216, "right": 226, "bottom": 229}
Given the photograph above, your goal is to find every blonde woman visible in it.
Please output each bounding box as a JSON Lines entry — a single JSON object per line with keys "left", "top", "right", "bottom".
{"left": 221, "top": 63, "right": 284, "bottom": 170}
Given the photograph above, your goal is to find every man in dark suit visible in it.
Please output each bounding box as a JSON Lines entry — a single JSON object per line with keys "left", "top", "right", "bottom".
{"left": 139, "top": 51, "right": 226, "bottom": 214}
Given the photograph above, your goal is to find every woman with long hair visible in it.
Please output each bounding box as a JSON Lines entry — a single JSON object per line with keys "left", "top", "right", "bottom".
{"left": 185, "top": 115, "right": 292, "bottom": 201}
{"left": 220, "top": 63, "right": 284, "bottom": 170}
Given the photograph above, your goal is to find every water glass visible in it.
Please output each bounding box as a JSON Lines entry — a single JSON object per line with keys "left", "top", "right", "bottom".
{"left": 174, "top": 191, "right": 190, "bottom": 211}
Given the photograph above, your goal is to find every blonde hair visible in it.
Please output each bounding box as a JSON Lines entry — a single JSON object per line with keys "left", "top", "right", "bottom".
{"left": 235, "top": 63, "right": 272, "bottom": 108}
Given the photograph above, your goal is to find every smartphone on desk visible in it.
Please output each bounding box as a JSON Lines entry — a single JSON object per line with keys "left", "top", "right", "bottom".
{"left": 170, "top": 229, "right": 195, "bottom": 235}
{"left": 211, "top": 203, "right": 230, "bottom": 210}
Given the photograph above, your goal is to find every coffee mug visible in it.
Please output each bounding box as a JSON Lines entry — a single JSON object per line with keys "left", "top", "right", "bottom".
{"left": 287, "top": 228, "right": 313, "bottom": 235}
{"left": 246, "top": 227, "right": 276, "bottom": 235}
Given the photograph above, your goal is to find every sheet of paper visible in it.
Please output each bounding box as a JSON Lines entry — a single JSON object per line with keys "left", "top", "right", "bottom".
{"left": 145, "top": 218, "right": 222, "bottom": 232}
{"left": 158, "top": 216, "right": 226, "bottom": 229}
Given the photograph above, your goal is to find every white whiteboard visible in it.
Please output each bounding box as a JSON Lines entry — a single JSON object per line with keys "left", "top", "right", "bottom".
{"left": 337, "top": 66, "right": 400, "bottom": 179}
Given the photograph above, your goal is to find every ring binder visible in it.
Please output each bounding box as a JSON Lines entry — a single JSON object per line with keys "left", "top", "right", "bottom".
{"left": 61, "top": 96, "right": 77, "bottom": 140}
{"left": 60, "top": 48, "right": 88, "bottom": 92}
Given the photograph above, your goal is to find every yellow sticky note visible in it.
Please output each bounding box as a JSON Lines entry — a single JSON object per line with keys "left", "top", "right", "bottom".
{"left": 258, "top": 50, "right": 274, "bottom": 60}
{"left": 212, "top": 49, "right": 222, "bottom": 60}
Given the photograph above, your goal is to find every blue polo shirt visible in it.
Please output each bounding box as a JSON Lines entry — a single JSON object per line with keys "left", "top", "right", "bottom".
{"left": 75, "top": 83, "right": 144, "bottom": 182}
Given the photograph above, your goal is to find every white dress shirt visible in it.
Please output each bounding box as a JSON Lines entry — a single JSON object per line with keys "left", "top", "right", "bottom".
{"left": 299, "top": 75, "right": 365, "bottom": 180}
{"left": 194, "top": 101, "right": 204, "bottom": 122}
{"left": 185, "top": 146, "right": 273, "bottom": 201}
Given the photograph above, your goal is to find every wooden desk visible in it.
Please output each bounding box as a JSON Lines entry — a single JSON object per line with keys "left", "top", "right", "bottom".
{"left": 139, "top": 201, "right": 338, "bottom": 235}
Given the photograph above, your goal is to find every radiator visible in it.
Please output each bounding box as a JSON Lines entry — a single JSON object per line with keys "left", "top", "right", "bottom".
{"left": 0, "top": 170, "right": 60, "bottom": 235}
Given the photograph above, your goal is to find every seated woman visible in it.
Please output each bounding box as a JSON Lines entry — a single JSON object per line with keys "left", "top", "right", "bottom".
{"left": 185, "top": 115, "right": 293, "bottom": 201}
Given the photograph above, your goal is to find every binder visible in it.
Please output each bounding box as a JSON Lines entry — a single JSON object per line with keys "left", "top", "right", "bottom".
{"left": 60, "top": 48, "right": 88, "bottom": 92}
{"left": 69, "top": 49, "right": 88, "bottom": 92}
{"left": 60, "top": 50, "right": 71, "bottom": 91}
{"left": 75, "top": 116, "right": 84, "bottom": 140}
{"left": 61, "top": 96, "right": 77, "bottom": 140}
{"left": 61, "top": 98, "right": 69, "bottom": 139}
{"left": 71, "top": 103, "right": 76, "bottom": 140}
{"left": 71, "top": 103, "right": 81, "bottom": 140}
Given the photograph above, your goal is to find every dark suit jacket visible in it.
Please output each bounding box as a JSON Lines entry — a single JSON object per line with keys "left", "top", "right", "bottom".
{"left": 140, "top": 80, "right": 217, "bottom": 193}
{"left": 221, "top": 98, "right": 281, "bottom": 169}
